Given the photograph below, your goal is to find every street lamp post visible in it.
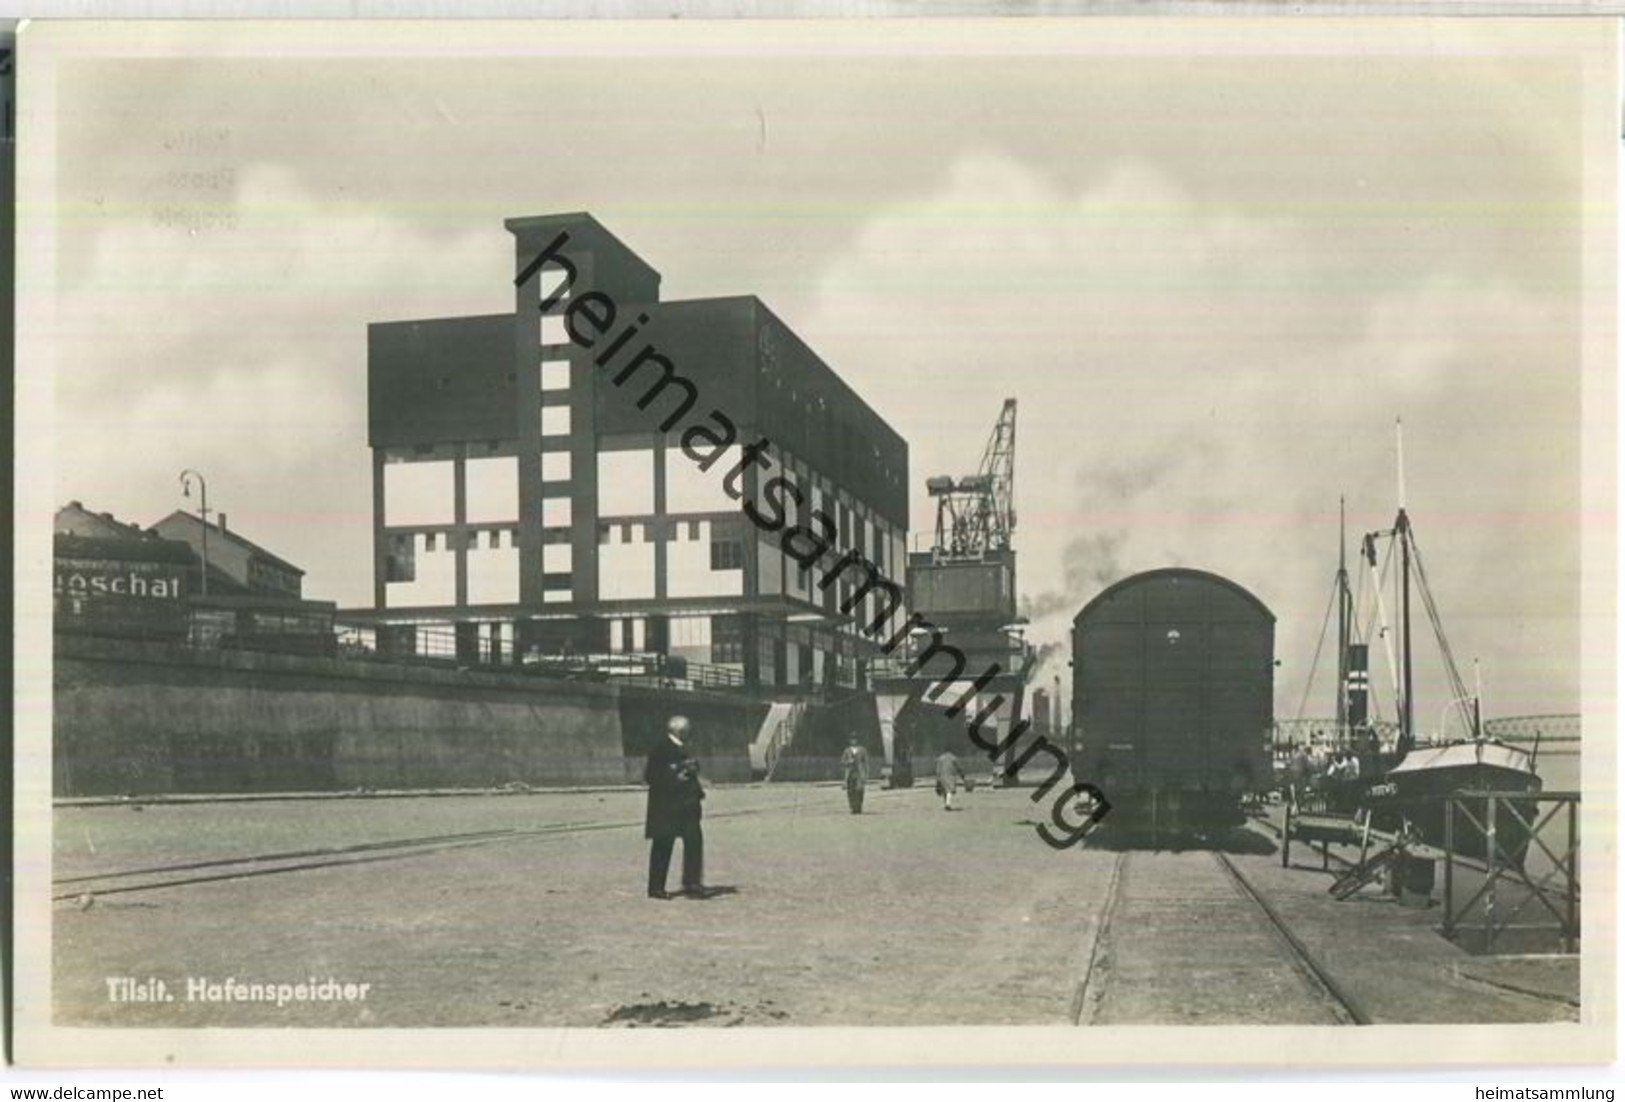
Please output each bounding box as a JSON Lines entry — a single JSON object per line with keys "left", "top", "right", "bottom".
{"left": 179, "top": 469, "right": 210, "bottom": 598}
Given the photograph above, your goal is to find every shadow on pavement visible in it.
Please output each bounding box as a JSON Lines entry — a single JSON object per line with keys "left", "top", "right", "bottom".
{"left": 682, "top": 885, "right": 739, "bottom": 900}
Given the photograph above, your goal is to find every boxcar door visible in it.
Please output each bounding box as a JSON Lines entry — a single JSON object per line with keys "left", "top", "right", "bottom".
{"left": 1075, "top": 612, "right": 1144, "bottom": 793}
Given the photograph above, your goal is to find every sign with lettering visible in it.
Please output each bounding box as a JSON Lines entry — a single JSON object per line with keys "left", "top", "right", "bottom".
{"left": 54, "top": 557, "right": 187, "bottom": 619}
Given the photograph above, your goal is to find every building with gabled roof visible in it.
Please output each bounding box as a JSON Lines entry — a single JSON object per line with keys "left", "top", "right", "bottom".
{"left": 150, "top": 510, "right": 305, "bottom": 599}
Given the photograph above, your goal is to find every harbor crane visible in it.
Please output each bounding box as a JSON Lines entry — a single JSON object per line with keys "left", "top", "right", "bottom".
{"left": 890, "top": 398, "right": 1032, "bottom": 786}
{"left": 925, "top": 398, "right": 1018, "bottom": 562}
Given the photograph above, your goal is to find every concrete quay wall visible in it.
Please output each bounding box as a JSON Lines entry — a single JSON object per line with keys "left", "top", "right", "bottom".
{"left": 52, "top": 634, "right": 768, "bottom": 797}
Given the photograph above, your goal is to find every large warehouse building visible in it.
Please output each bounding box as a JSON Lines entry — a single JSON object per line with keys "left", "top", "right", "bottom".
{"left": 361, "top": 213, "right": 909, "bottom": 691}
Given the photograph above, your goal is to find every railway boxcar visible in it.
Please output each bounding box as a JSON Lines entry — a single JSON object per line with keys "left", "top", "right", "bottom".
{"left": 1072, "top": 567, "right": 1274, "bottom": 833}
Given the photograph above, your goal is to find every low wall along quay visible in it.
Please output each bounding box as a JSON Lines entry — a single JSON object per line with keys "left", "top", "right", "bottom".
{"left": 53, "top": 634, "right": 768, "bottom": 797}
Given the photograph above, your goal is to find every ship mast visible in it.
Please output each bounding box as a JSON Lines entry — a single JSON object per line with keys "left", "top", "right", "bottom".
{"left": 1336, "top": 496, "right": 1350, "bottom": 741}
{"left": 1361, "top": 419, "right": 1475, "bottom": 755}
{"left": 1473, "top": 657, "right": 1484, "bottom": 741}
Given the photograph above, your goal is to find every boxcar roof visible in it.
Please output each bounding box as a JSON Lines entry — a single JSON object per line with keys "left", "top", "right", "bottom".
{"left": 1073, "top": 566, "right": 1275, "bottom": 625}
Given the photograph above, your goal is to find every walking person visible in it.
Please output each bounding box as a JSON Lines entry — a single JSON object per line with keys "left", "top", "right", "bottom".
{"left": 840, "top": 735, "right": 869, "bottom": 814}
{"left": 935, "top": 749, "right": 966, "bottom": 811}
{"left": 645, "top": 715, "right": 706, "bottom": 899}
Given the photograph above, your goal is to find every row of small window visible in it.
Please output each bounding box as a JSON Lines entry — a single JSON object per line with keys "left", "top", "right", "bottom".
{"left": 412, "top": 530, "right": 518, "bottom": 552}
{"left": 390, "top": 524, "right": 757, "bottom": 560}
{"left": 396, "top": 441, "right": 507, "bottom": 461}
{"left": 597, "top": 522, "right": 745, "bottom": 571}
{"left": 597, "top": 519, "right": 730, "bottom": 543}
{"left": 246, "top": 562, "right": 301, "bottom": 594}
{"left": 383, "top": 552, "right": 573, "bottom": 590}
{"left": 387, "top": 528, "right": 567, "bottom": 558}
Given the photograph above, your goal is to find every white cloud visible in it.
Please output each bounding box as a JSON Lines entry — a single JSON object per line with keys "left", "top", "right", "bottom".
{"left": 49, "top": 146, "right": 1583, "bottom": 722}
{"left": 56, "top": 163, "right": 509, "bottom": 606}
{"left": 798, "top": 152, "right": 1580, "bottom": 721}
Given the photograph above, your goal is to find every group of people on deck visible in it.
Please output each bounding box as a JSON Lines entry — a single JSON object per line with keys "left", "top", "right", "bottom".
{"left": 1285, "top": 742, "right": 1370, "bottom": 794}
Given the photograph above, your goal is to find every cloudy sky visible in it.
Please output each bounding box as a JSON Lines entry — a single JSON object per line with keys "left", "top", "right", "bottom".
{"left": 44, "top": 22, "right": 1605, "bottom": 723}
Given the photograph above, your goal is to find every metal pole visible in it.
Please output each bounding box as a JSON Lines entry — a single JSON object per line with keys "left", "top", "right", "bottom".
{"left": 1443, "top": 797, "right": 1456, "bottom": 940}
{"left": 1566, "top": 797, "right": 1578, "bottom": 953}
{"left": 180, "top": 469, "right": 210, "bottom": 598}
{"left": 1337, "top": 497, "right": 1349, "bottom": 741}
{"left": 1400, "top": 512, "right": 1413, "bottom": 753}
{"left": 1484, "top": 793, "right": 1497, "bottom": 954}
{"left": 1473, "top": 658, "right": 1484, "bottom": 740}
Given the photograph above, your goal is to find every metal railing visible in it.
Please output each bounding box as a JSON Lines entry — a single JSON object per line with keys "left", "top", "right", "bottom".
{"left": 336, "top": 623, "right": 749, "bottom": 692}
{"left": 56, "top": 612, "right": 750, "bottom": 694}
{"left": 56, "top": 609, "right": 340, "bottom": 658}
{"left": 1275, "top": 715, "right": 1580, "bottom": 748}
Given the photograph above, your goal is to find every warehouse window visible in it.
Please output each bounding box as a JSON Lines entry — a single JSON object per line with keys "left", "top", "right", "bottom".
{"left": 711, "top": 615, "right": 744, "bottom": 665}
{"left": 541, "top": 405, "right": 572, "bottom": 437}
{"left": 540, "top": 360, "right": 571, "bottom": 392}
{"left": 465, "top": 456, "right": 519, "bottom": 525}
{"left": 542, "top": 496, "right": 573, "bottom": 528}
{"left": 386, "top": 534, "right": 415, "bottom": 583}
{"left": 540, "top": 316, "right": 569, "bottom": 347}
{"left": 542, "top": 451, "right": 572, "bottom": 482}
{"left": 542, "top": 543, "right": 572, "bottom": 573}
{"left": 538, "top": 266, "right": 569, "bottom": 303}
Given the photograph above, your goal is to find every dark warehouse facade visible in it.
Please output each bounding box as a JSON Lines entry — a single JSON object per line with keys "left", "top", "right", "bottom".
{"left": 362, "top": 213, "right": 909, "bottom": 690}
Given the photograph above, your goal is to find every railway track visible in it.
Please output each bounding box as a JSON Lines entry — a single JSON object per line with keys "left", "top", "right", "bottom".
{"left": 53, "top": 805, "right": 790, "bottom": 902}
{"left": 1074, "top": 849, "right": 1369, "bottom": 1026}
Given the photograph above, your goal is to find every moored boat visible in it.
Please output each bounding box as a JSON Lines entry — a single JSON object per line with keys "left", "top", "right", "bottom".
{"left": 1299, "top": 422, "right": 1543, "bottom": 865}
{"left": 1368, "top": 738, "right": 1541, "bottom": 865}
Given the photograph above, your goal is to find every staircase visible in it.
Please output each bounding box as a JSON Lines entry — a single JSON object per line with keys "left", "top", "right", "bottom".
{"left": 749, "top": 700, "right": 805, "bottom": 781}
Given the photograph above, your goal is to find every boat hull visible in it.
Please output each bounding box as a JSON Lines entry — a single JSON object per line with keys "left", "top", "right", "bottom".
{"left": 1367, "top": 742, "right": 1542, "bottom": 866}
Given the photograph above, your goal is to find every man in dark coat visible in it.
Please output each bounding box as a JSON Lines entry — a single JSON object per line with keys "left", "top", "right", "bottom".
{"left": 645, "top": 714, "right": 706, "bottom": 899}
